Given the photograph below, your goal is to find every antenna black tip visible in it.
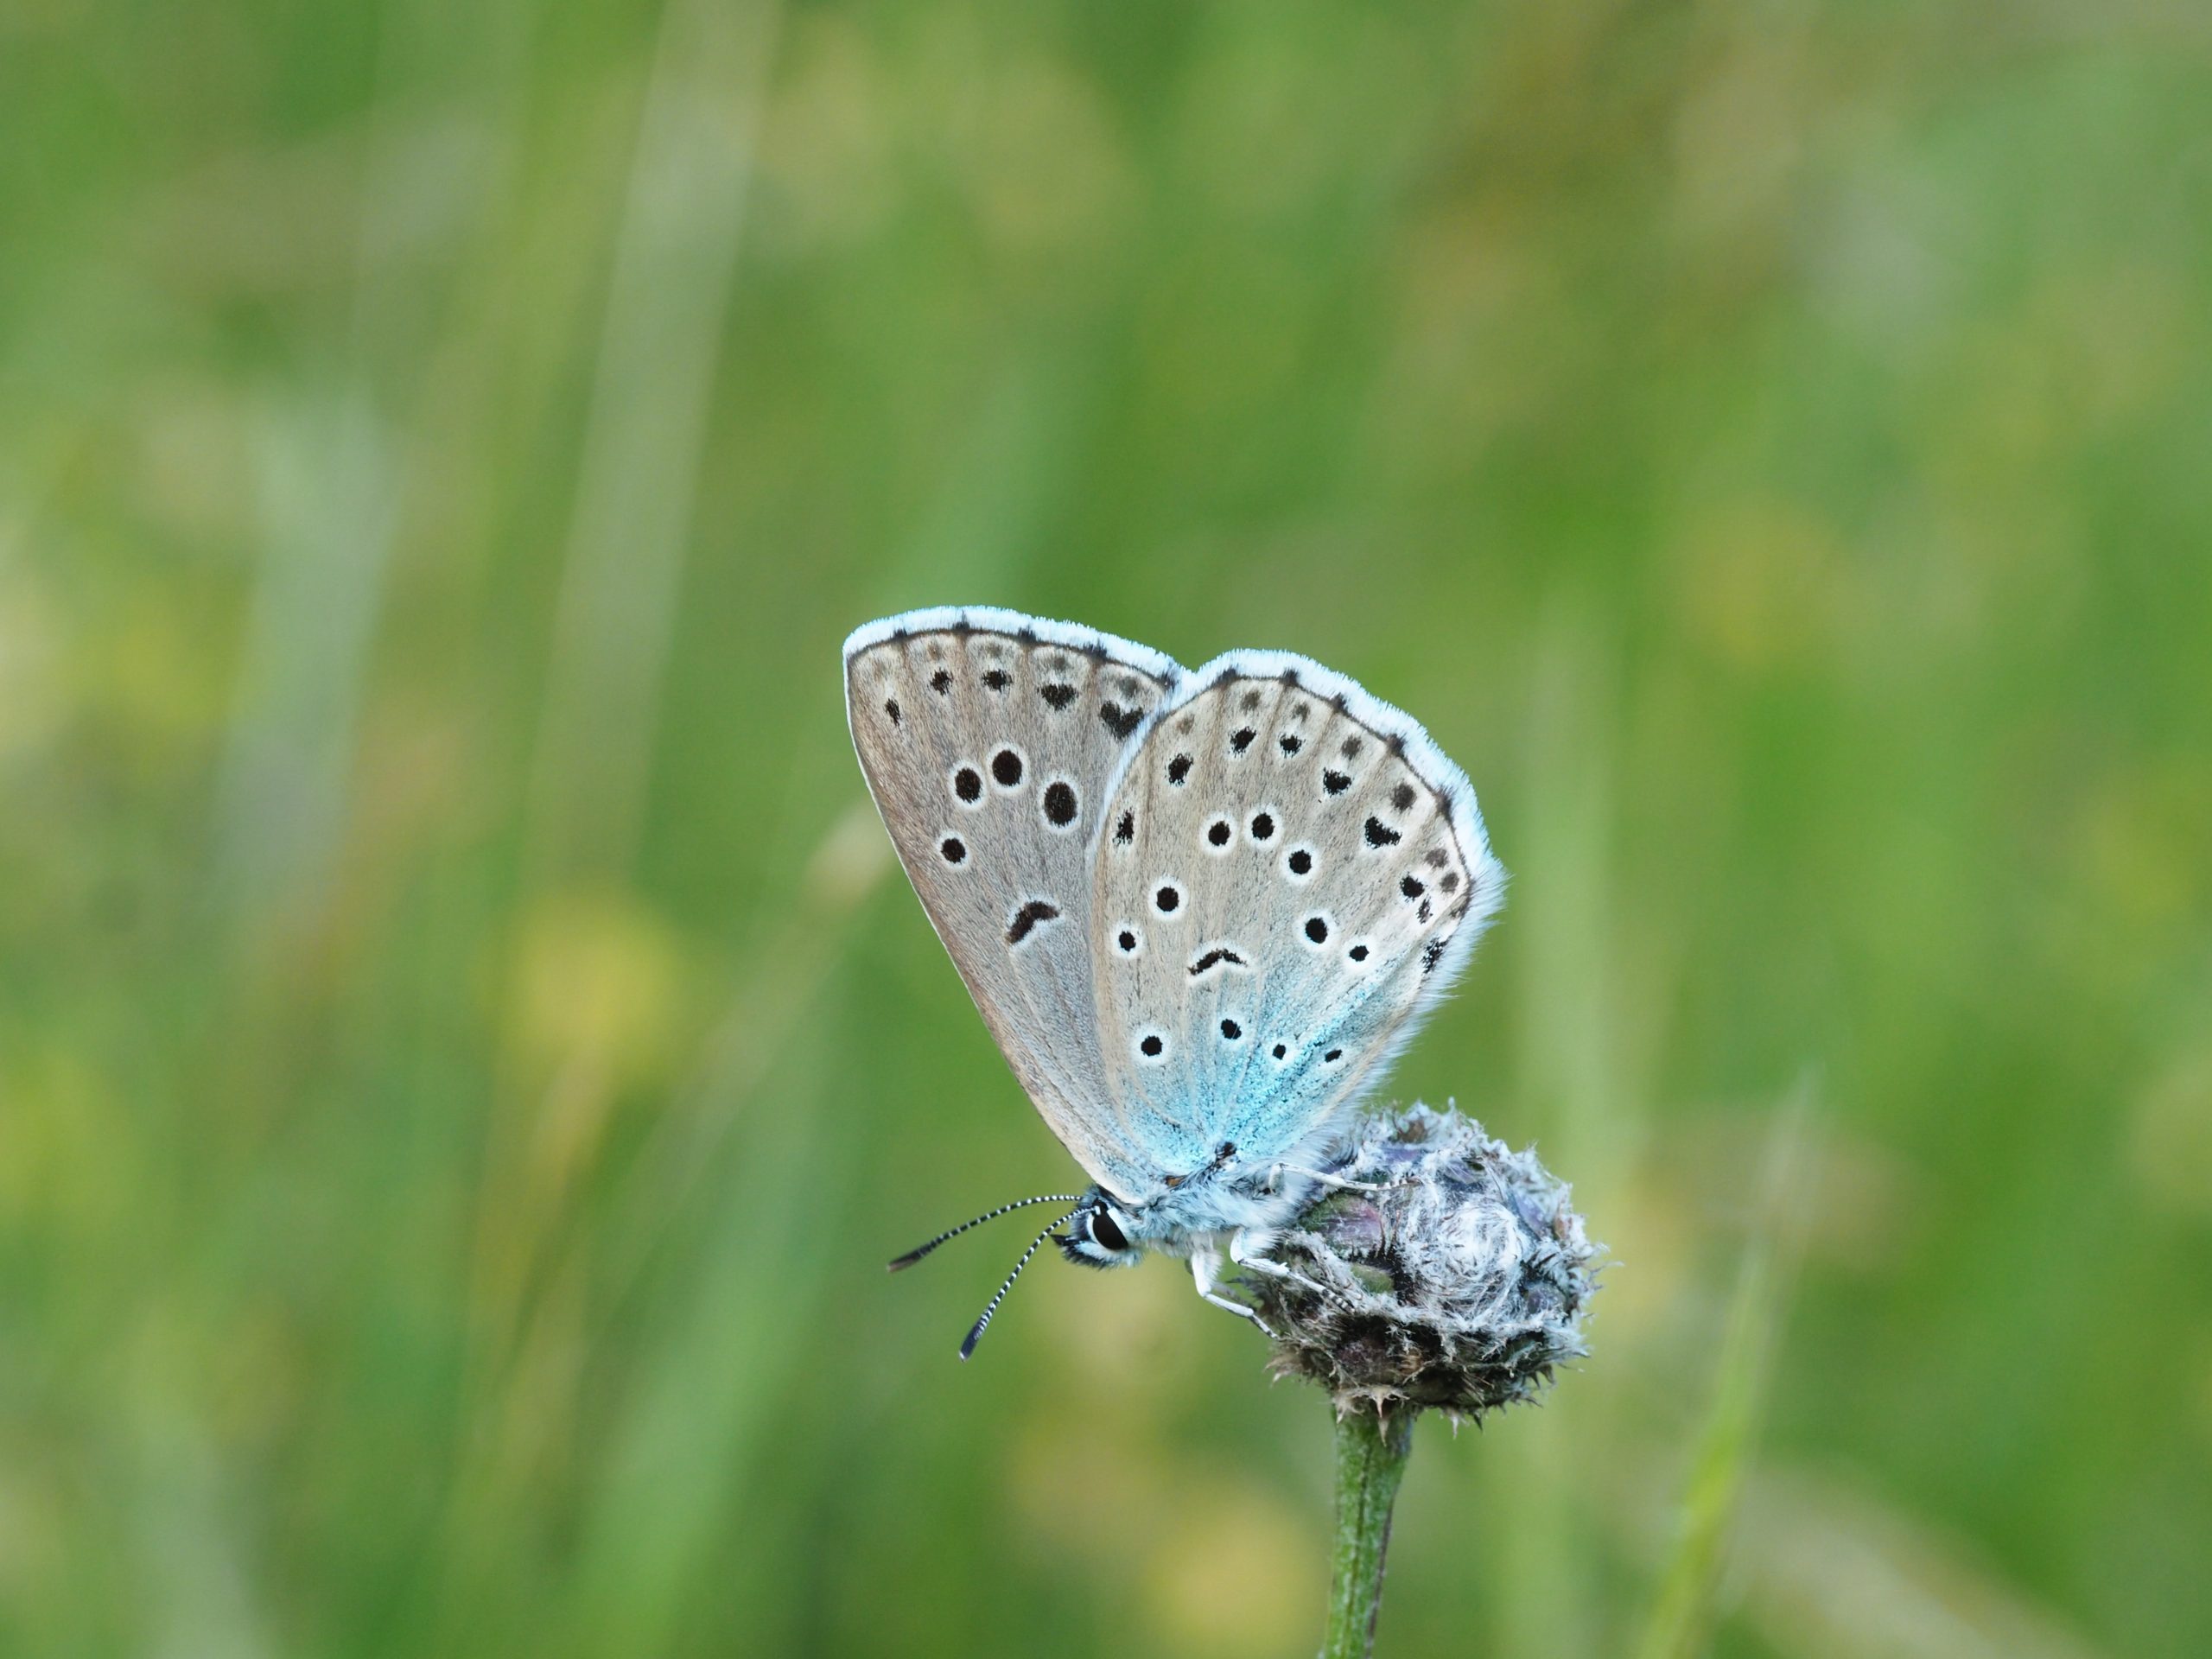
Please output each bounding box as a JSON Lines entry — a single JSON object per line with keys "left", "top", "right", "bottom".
{"left": 950, "top": 1205, "right": 1079, "bottom": 1363}
{"left": 887, "top": 1193, "right": 1084, "bottom": 1275}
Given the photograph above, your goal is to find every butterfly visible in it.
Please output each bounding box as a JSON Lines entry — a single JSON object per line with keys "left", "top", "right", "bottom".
{"left": 845, "top": 606, "right": 1504, "bottom": 1356}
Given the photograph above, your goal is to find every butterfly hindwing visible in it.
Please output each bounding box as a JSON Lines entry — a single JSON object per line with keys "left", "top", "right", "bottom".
{"left": 844, "top": 607, "right": 1182, "bottom": 1198}
{"left": 1089, "top": 652, "right": 1504, "bottom": 1179}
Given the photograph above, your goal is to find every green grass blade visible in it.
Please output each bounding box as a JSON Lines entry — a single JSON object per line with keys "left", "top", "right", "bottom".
{"left": 1637, "top": 1077, "right": 1821, "bottom": 1659}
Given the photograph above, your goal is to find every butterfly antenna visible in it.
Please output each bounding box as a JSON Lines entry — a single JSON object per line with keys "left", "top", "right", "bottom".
{"left": 959, "top": 1209, "right": 1079, "bottom": 1361}
{"left": 887, "top": 1194, "right": 1084, "bottom": 1272}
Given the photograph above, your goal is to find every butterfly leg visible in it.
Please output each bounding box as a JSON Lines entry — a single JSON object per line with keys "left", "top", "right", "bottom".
{"left": 1228, "top": 1229, "right": 1347, "bottom": 1306}
{"left": 1191, "top": 1245, "right": 1274, "bottom": 1337}
{"left": 1266, "top": 1162, "right": 1383, "bottom": 1196}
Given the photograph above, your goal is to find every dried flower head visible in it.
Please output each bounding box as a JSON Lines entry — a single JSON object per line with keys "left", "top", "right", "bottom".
{"left": 1248, "top": 1103, "right": 1602, "bottom": 1418}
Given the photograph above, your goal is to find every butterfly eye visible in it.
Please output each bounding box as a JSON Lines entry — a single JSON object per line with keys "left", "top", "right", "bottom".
{"left": 1090, "top": 1210, "right": 1129, "bottom": 1252}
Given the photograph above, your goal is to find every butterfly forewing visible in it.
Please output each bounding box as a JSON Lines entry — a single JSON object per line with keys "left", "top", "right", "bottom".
{"left": 844, "top": 607, "right": 1181, "bottom": 1198}
{"left": 1090, "top": 653, "right": 1503, "bottom": 1179}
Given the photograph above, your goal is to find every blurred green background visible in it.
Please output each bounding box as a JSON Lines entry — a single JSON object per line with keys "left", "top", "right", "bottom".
{"left": 4, "top": 0, "right": 2209, "bottom": 1655}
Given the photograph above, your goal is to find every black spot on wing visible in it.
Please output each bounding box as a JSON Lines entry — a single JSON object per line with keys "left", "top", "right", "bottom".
{"left": 1230, "top": 727, "right": 1256, "bottom": 753}
{"left": 1041, "top": 682, "right": 1077, "bottom": 709}
{"left": 983, "top": 668, "right": 1012, "bottom": 692}
{"left": 1043, "top": 781, "right": 1078, "bottom": 826}
{"left": 1166, "top": 753, "right": 1192, "bottom": 785}
{"left": 1115, "top": 810, "right": 1135, "bottom": 844}
{"left": 1279, "top": 734, "right": 1302, "bottom": 756}
{"left": 1100, "top": 702, "right": 1142, "bottom": 740}
{"left": 1364, "top": 815, "right": 1402, "bottom": 848}
{"left": 1189, "top": 947, "right": 1248, "bottom": 976}
{"left": 1005, "top": 900, "right": 1061, "bottom": 945}
{"left": 1390, "top": 782, "right": 1416, "bottom": 812}
{"left": 931, "top": 669, "right": 952, "bottom": 694}
{"left": 1322, "top": 769, "right": 1351, "bottom": 795}
{"left": 883, "top": 698, "right": 901, "bottom": 724}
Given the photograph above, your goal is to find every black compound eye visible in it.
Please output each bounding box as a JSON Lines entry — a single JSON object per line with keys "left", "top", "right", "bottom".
{"left": 1090, "top": 1210, "right": 1129, "bottom": 1252}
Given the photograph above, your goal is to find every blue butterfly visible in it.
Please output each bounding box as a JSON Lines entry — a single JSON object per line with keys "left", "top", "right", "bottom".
{"left": 846, "top": 607, "right": 1503, "bottom": 1355}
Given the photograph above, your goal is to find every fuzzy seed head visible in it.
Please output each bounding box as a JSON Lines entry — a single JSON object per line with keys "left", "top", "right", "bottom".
{"left": 1249, "top": 1103, "right": 1602, "bottom": 1419}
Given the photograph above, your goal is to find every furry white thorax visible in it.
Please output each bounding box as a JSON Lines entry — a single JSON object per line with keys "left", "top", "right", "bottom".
{"left": 1130, "top": 1167, "right": 1314, "bottom": 1249}
{"left": 1059, "top": 1120, "right": 1345, "bottom": 1271}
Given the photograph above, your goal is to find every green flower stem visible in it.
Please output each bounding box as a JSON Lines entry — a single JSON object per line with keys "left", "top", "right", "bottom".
{"left": 1323, "top": 1405, "right": 1415, "bottom": 1659}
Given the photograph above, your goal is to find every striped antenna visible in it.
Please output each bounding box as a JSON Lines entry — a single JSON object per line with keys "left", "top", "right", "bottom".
{"left": 887, "top": 1194, "right": 1084, "bottom": 1272}
{"left": 960, "top": 1209, "right": 1080, "bottom": 1361}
